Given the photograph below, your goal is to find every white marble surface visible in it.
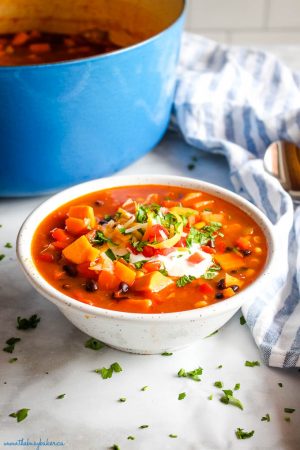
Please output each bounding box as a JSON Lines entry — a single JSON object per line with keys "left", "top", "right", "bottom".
{"left": 0, "top": 130, "right": 299, "bottom": 450}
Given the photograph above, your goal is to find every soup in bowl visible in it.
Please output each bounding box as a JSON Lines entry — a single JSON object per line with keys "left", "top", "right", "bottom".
{"left": 17, "top": 175, "right": 276, "bottom": 353}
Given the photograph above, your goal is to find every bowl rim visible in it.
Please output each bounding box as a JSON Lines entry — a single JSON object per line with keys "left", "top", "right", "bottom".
{"left": 17, "top": 174, "right": 277, "bottom": 322}
{"left": 0, "top": 0, "right": 186, "bottom": 71}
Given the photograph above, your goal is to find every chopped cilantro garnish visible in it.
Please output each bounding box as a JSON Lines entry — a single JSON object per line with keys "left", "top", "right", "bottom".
{"left": 176, "top": 275, "right": 196, "bottom": 287}
{"left": 217, "top": 365, "right": 223, "bottom": 369}
{"left": 234, "top": 383, "right": 240, "bottom": 391}
{"left": 186, "top": 222, "right": 222, "bottom": 248}
{"left": 111, "top": 445, "right": 120, "bottom": 450}
{"left": 220, "top": 390, "right": 243, "bottom": 410}
{"left": 9, "top": 358, "right": 18, "bottom": 363}
{"left": 9, "top": 408, "right": 29, "bottom": 422}
{"left": 0, "top": 254, "right": 5, "bottom": 261}
{"left": 141, "top": 386, "right": 149, "bottom": 391}
{"left": 162, "top": 212, "right": 180, "bottom": 230}
{"left": 240, "top": 315, "right": 246, "bottom": 325}
{"left": 95, "top": 362, "right": 122, "bottom": 379}
{"left": 127, "top": 436, "right": 135, "bottom": 440}
{"left": 5, "top": 242, "right": 12, "bottom": 248}
{"left": 56, "top": 394, "right": 65, "bottom": 399}
{"left": 169, "top": 434, "right": 178, "bottom": 438}
{"left": 261, "top": 413, "right": 270, "bottom": 422}
{"left": 208, "top": 394, "right": 213, "bottom": 400}
{"left": 202, "top": 264, "right": 221, "bottom": 280}
{"left": 17, "top": 314, "right": 40, "bottom": 330}
{"left": 284, "top": 417, "right": 291, "bottom": 423}
{"left": 178, "top": 392, "right": 186, "bottom": 400}
{"left": 278, "top": 382, "right": 283, "bottom": 388}
{"left": 133, "top": 260, "right": 148, "bottom": 269}
{"left": 119, "top": 397, "right": 126, "bottom": 402}
{"left": 159, "top": 268, "right": 169, "bottom": 276}
{"left": 121, "top": 252, "right": 131, "bottom": 263}
{"left": 105, "top": 249, "right": 116, "bottom": 261}
{"left": 161, "top": 352, "right": 173, "bottom": 356}
{"left": 284, "top": 408, "right": 295, "bottom": 414}
{"left": 214, "top": 381, "right": 223, "bottom": 389}
{"left": 235, "top": 428, "right": 254, "bottom": 440}
{"left": 3, "top": 337, "right": 20, "bottom": 353}
{"left": 85, "top": 337, "right": 103, "bottom": 350}
{"left": 139, "top": 425, "right": 149, "bottom": 429}
{"left": 178, "top": 367, "right": 203, "bottom": 382}
{"left": 93, "top": 230, "right": 109, "bottom": 246}
{"left": 245, "top": 360, "right": 260, "bottom": 367}
{"left": 131, "top": 240, "right": 147, "bottom": 252}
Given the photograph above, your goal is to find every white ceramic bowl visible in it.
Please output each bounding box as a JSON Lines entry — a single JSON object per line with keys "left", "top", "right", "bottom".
{"left": 17, "top": 175, "right": 276, "bottom": 354}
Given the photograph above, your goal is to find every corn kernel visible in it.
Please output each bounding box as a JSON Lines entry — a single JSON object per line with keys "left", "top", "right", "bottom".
{"left": 253, "top": 235, "right": 262, "bottom": 244}
{"left": 254, "top": 247, "right": 262, "bottom": 255}
{"left": 194, "top": 300, "right": 208, "bottom": 308}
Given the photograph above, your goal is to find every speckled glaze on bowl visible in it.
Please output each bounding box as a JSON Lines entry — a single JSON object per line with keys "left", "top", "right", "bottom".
{"left": 17, "top": 175, "right": 276, "bottom": 354}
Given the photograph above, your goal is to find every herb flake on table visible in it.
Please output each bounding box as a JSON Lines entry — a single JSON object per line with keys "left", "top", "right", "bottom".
{"left": 240, "top": 315, "right": 246, "bottom": 325}
{"left": 284, "top": 416, "right": 291, "bottom": 423}
{"left": 235, "top": 428, "right": 254, "bottom": 440}
{"left": 85, "top": 337, "right": 103, "bottom": 350}
{"left": 208, "top": 394, "right": 213, "bottom": 400}
{"left": 220, "top": 389, "right": 243, "bottom": 410}
{"left": 139, "top": 425, "right": 149, "bottom": 429}
{"left": 169, "top": 434, "right": 178, "bottom": 438}
{"left": 0, "top": 254, "right": 5, "bottom": 261}
{"left": 178, "top": 392, "right": 186, "bottom": 400}
{"left": 214, "top": 381, "right": 223, "bottom": 389}
{"left": 56, "top": 394, "right": 65, "bottom": 399}
{"left": 261, "top": 413, "right": 270, "bottom": 422}
{"left": 95, "top": 362, "right": 122, "bottom": 379}
{"left": 141, "top": 386, "right": 149, "bottom": 391}
{"left": 278, "top": 382, "right": 283, "bottom": 388}
{"left": 176, "top": 275, "right": 196, "bottom": 287}
{"left": 9, "top": 357, "right": 18, "bottom": 363}
{"left": 5, "top": 242, "right": 12, "bottom": 248}
{"left": 17, "top": 314, "right": 40, "bottom": 330}
{"left": 119, "top": 397, "right": 126, "bottom": 403}
{"left": 161, "top": 351, "right": 173, "bottom": 356}
{"left": 127, "top": 436, "right": 135, "bottom": 440}
{"left": 217, "top": 364, "right": 223, "bottom": 369}
{"left": 3, "top": 337, "right": 20, "bottom": 353}
{"left": 284, "top": 408, "right": 295, "bottom": 414}
{"left": 111, "top": 445, "right": 120, "bottom": 450}
{"left": 245, "top": 360, "right": 260, "bottom": 367}
{"left": 206, "top": 329, "right": 219, "bottom": 338}
{"left": 234, "top": 383, "right": 240, "bottom": 391}
{"left": 9, "top": 408, "right": 30, "bottom": 422}
{"left": 178, "top": 367, "right": 203, "bottom": 382}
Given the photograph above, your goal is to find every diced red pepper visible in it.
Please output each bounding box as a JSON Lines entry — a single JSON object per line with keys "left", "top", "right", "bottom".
{"left": 159, "top": 247, "right": 175, "bottom": 256}
{"left": 51, "top": 227, "right": 69, "bottom": 242}
{"left": 201, "top": 245, "right": 216, "bottom": 254}
{"left": 161, "top": 200, "right": 180, "bottom": 208}
{"left": 52, "top": 240, "right": 70, "bottom": 250}
{"left": 77, "top": 261, "right": 97, "bottom": 279}
{"left": 143, "top": 261, "right": 162, "bottom": 272}
{"left": 188, "top": 252, "right": 205, "bottom": 264}
{"left": 199, "top": 282, "right": 214, "bottom": 295}
{"left": 142, "top": 245, "right": 157, "bottom": 258}
{"left": 175, "top": 237, "right": 187, "bottom": 248}
{"left": 215, "top": 237, "right": 226, "bottom": 253}
{"left": 144, "top": 224, "right": 169, "bottom": 243}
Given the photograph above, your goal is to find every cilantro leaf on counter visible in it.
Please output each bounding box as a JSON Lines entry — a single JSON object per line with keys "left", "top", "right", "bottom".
{"left": 139, "top": 425, "right": 149, "bottom": 429}
{"left": 161, "top": 352, "right": 173, "bottom": 356}
{"left": 214, "top": 381, "right": 223, "bottom": 389}
{"left": 127, "top": 436, "right": 135, "bottom": 440}
{"left": 178, "top": 392, "right": 186, "bottom": 400}
{"left": 278, "top": 382, "right": 283, "bottom": 388}
{"left": 141, "top": 386, "right": 149, "bottom": 391}
{"left": 176, "top": 275, "right": 196, "bottom": 288}
{"left": 4, "top": 242, "right": 12, "bottom": 248}
{"left": 220, "top": 390, "right": 243, "bottom": 410}
{"left": 169, "top": 434, "right": 178, "bottom": 438}
{"left": 3, "top": 337, "right": 20, "bottom": 353}
{"left": 240, "top": 315, "right": 246, "bottom": 325}
{"left": 85, "top": 337, "right": 103, "bottom": 350}
{"left": 178, "top": 367, "right": 203, "bottom": 382}
{"left": 261, "top": 413, "right": 270, "bottom": 422}
{"left": 95, "top": 362, "right": 122, "bottom": 379}
{"left": 9, "top": 408, "right": 30, "bottom": 422}
{"left": 17, "top": 314, "right": 40, "bottom": 330}
{"left": 0, "top": 254, "right": 5, "bottom": 261}
{"left": 119, "top": 397, "right": 126, "bottom": 403}
{"left": 56, "top": 394, "right": 65, "bottom": 399}
{"left": 235, "top": 428, "right": 254, "bottom": 440}
{"left": 234, "top": 383, "right": 240, "bottom": 391}
{"left": 284, "top": 408, "right": 295, "bottom": 414}
{"left": 9, "top": 358, "right": 18, "bottom": 363}
{"left": 245, "top": 360, "right": 260, "bottom": 367}
{"left": 208, "top": 394, "right": 213, "bottom": 400}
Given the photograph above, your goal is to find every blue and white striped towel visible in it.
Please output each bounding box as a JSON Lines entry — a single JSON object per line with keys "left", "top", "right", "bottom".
{"left": 172, "top": 33, "right": 300, "bottom": 368}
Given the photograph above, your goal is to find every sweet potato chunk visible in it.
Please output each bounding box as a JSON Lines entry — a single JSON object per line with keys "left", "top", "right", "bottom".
{"left": 214, "top": 253, "right": 244, "bottom": 272}
{"left": 133, "top": 271, "right": 174, "bottom": 293}
{"left": 114, "top": 261, "right": 136, "bottom": 286}
{"left": 68, "top": 205, "right": 96, "bottom": 228}
{"left": 62, "top": 235, "right": 99, "bottom": 264}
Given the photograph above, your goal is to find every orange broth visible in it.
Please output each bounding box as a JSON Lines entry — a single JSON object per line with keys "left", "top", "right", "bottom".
{"left": 32, "top": 185, "right": 268, "bottom": 313}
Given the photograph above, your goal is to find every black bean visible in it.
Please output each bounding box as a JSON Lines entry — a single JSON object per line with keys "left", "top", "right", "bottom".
{"left": 62, "top": 284, "right": 70, "bottom": 290}
{"left": 231, "top": 285, "right": 240, "bottom": 292}
{"left": 215, "top": 292, "right": 224, "bottom": 300}
{"left": 94, "top": 200, "right": 104, "bottom": 206}
{"left": 63, "top": 264, "right": 78, "bottom": 277}
{"left": 225, "top": 246, "right": 233, "bottom": 252}
{"left": 241, "top": 249, "right": 252, "bottom": 256}
{"left": 85, "top": 279, "right": 98, "bottom": 292}
{"left": 217, "top": 278, "right": 226, "bottom": 290}
{"left": 112, "top": 282, "right": 129, "bottom": 299}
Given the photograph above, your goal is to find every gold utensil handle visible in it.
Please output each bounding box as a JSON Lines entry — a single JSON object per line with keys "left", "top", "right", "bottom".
{"left": 285, "top": 142, "right": 300, "bottom": 190}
